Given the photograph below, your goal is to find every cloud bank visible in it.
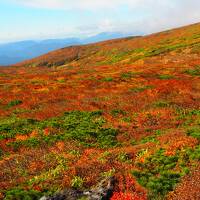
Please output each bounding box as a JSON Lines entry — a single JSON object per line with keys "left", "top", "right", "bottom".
{"left": 4, "top": 0, "right": 200, "bottom": 41}
{"left": 11, "top": 0, "right": 143, "bottom": 10}
{"left": 10, "top": 0, "right": 200, "bottom": 13}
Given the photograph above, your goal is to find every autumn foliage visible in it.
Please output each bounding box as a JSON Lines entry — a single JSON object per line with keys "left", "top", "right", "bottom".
{"left": 0, "top": 23, "right": 200, "bottom": 199}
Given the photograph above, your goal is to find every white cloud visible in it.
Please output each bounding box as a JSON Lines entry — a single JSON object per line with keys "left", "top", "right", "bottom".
{"left": 9, "top": 0, "right": 200, "bottom": 11}
{"left": 10, "top": 0, "right": 126, "bottom": 10}
{"left": 4, "top": 0, "right": 200, "bottom": 41}
{"left": 9, "top": 0, "right": 179, "bottom": 11}
{"left": 10, "top": 1, "right": 200, "bottom": 25}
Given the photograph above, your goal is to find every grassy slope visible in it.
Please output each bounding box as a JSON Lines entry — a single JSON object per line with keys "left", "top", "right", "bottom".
{"left": 0, "top": 23, "right": 200, "bottom": 199}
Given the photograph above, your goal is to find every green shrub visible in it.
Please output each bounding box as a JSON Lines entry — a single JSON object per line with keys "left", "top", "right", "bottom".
{"left": 111, "top": 109, "right": 126, "bottom": 117}
{"left": 140, "top": 135, "right": 159, "bottom": 144}
{"left": 129, "top": 85, "right": 154, "bottom": 93}
{"left": 101, "top": 77, "right": 113, "bottom": 82}
{"left": 157, "top": 74, "right": 174, "bottom": 80}
{"left": 69, "top": 150, "right": 81, "bottom": 156}
{"left": 144, "top": 47, "right": 169, "bottom": 57}
{"left": 130, "top": 139, "right": 137, "bottom": 145}
{"left": 132, "top": 149, "right": 182, "bottom": 199}
{"left": 133, "top": 48, "right": 145, "bottom": 53}
{"left": 191, "top": 44, "right": 200, "bottom": 54}
{"left": 5, "top": 111, "right": 119, "bottom": 149}
{"left": 0, "top": 147, "right": 3, "bottom": 158}
{"left": 4, "top": 188, "right": 42, "bottom": 200}
{"left": 143, "top": 43, "right": 189, "bottom": 59}
{"left": 146, "top": 172, "right": 181, "bottom": 199}
{"left": 122, "top": 117, "right": 131, "bottom": 123}
{"left": 120, "top": 72, "right": 135, "bottom": 80}
{"left": 12, "top": 108, "right": 30, "bottom": 114}
{"left": 0, "top": 117, "right": 37, "bottom": 139}
{"left": 153, "top": 101, "right": 170, "bottom": 108}
{"left": 186, "top": 145, "right": 200, "bottom": 160}
{"left": 117, "top": 152, "right": 131, "bottom": 163}
{"left": 98, "top": 151, "right": 111, "bottom": 162}
{"left": 7, "top": 100, "right": 23, "bottom": 108}
{"left": 0, "top": 73, "right": 7, "bottom": 77}
{"left": 184, "top": 65, "right": 200, "bottom": 76}
{"left": 97, "top": 128, "right": 119, "bottom": 148}
{"left": 189, "top": 109, "right": 200, "bottom": 115}
{"left": 101, "top": 168, "right": 116, "bottom": 178}
{"left": 57, "top": 79, "right": 65, "bottom": 83}
{"left": 186, "top": 127, "right": 200, "bottom": 140}
{"left": 71, "top": 176, "right": 84, "bottom": 189}
{"left": 7, "top": 137, "right": 40, "bottom": 151}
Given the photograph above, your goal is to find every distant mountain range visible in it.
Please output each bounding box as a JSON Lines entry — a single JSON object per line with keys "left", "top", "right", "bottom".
{"left": 0, "top": 32, "right": 138, "bottom": 66}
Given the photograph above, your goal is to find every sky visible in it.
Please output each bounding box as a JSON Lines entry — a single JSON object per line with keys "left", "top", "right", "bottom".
{"left": 1, "top": 0, "right": 200, "bottom": 43}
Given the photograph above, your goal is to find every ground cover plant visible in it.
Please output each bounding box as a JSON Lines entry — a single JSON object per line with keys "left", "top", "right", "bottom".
{"left": 0, "top": 23, "right": 200, "bottom": 200}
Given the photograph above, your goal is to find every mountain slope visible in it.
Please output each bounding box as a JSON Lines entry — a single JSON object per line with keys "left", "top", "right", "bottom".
{"left": 0, "top": 38, "right": 80, "bottom": 66}
{"left": 17, "top": 23, "right": 200, "bottom": 69}
{"left": 0, "top": 32, "right": 134, "bottom": 66}
{"left": 0, "top": 23, "right": 200, "bottom": 200}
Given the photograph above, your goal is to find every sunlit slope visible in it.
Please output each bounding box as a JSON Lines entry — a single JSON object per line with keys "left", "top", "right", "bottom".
{"left": 0, "top": 23, "right": 199, "bottom": 200}
{"left": 17, "top": 22, "right": 200, "bottom": 68}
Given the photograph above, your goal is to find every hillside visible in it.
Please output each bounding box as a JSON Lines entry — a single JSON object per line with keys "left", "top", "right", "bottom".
{"left": 0, "top": 39, "right": 80, "bottom": 66}
{"left": 0, "top": 23, "right": 200, "bottom": 200}
{"left": 0, "top": 32, "right": 133, "bottom": 66}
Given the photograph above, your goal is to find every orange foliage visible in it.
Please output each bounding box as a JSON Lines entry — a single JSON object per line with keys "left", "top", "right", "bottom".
{"left": 111, "top": 192, "right": 147, "bottom": 200}
{"left": 0, "top": 22, "right": 200, "bottom": 199}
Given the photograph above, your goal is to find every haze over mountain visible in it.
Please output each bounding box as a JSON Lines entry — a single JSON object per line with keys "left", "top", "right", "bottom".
{"left": 0, "top": 32, "right": 136, "bottom": 66}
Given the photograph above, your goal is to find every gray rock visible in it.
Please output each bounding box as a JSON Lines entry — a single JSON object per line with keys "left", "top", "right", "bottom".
{"left": 40, "top": 177, "right": 116, "bottom": 200}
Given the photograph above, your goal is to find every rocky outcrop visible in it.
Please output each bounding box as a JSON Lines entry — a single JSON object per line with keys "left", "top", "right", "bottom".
{"left": 40, "top": 177, "right": 116, "bottom": 200}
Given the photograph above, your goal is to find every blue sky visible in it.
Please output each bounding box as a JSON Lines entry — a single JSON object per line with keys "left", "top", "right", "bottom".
{"left": 1, "top": 0, "right": 200, "bottom": 43}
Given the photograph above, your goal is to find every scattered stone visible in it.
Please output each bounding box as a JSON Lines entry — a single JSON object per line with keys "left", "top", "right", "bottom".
{"left": 39, "top": 177, "right": 116, "bottom": 200}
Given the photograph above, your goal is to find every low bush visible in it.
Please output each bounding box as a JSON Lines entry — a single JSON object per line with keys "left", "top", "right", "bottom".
{"left": 0, "top": 117, "right": 37, "bottom": 139}
{"left": 184, "top": 65, "right": 200, "bottom": 76}
{"left": 153, "top": 101, "right": 170, "bottom": 108}
{"left": 133, "top": 145, "right": 200, "bottom": 199}
{"left": 120, "top": 72, "right": 135, "bottom": 80}
{"left": 101, "top": 77, "right": 113, "bottom": 82}
{"left": 8, "top": 137, "right": 40, "bottom": 151}
{"left": 186, "top": 145, "right": 200, "bottom": 161}
{"left": 140, "top": 135, "right": 159, "bottom": 144}
{"left": 111, "top": 109, "right": 127, "bottom": 117}
{"left": 5, "top": 111, "right": 119, "bottom": 149}
{"left": 71, "top": 176, "right": 84, "bottom": 189}
{"left": 191, "top": 44, "right": 200, "bottom": 54}
{"left": 117, "top": 152, "right": 131, "bottom": 163}
{"left": 7, "top": 100, "right": 23, "bottom": 108}
{"left": 129, "top": 85, "right": 154, "bottom": 93}
{"left": 157, "top": 74, "right": 174, "bottom": 80}
{"left": 132, "top": 149, "right": 182, "bottom": 199}
{"left": 186, "top": 127, "right": 200, "bottom": 140}
{"left": 4, "top": 188, "right": 42, "bottom": 200}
